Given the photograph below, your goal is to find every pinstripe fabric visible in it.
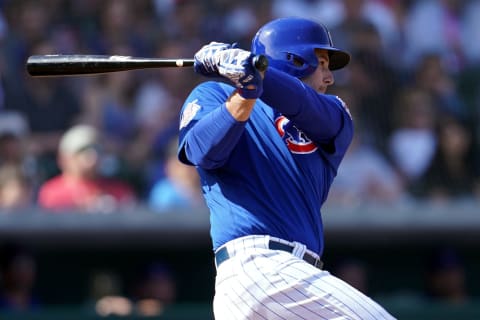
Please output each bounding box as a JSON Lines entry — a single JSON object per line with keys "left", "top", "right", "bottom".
{"left": 213, "top": 235, "right": 396, "bottom": 320}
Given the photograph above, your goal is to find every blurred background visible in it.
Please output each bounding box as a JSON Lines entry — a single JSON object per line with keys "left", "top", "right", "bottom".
{"left": 0, "top": 0, "right": 479, "bottom": 319}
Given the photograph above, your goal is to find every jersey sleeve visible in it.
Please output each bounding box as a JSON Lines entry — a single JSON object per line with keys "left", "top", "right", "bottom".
{"left": 319, "top": 98, "right": 354, "bottom": 171}
{"left": 261, "top": 68, "right": 353, "bottom": 144}
{"left": 177, "top": 82, "right": 248, "bottom": 169}
{"left": 261, "top": 68, "right": 354, "bottom": 169}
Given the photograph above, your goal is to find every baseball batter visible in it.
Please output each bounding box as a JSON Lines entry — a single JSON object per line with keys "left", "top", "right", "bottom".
{"left": 178, "top": 17, "right": 396, "bottom": 319}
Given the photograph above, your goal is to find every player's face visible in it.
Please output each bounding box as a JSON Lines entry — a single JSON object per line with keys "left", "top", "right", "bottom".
{"left": 302, "top": 49, "right": 334, "bottom": 94}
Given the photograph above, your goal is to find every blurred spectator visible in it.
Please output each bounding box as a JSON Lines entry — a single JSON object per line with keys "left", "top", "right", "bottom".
{"left": 0, "top": 111, "right": 30, "bottom": 167}
{"left": 86, "top": 269, "right": 132, "bottom": 317}
{"left": 79, "top": 45, "right": 138, "bottom": 147}
{"left": 127, "top": 75, "right": 181, "bottom": 193}
{"left": 37, "top": 124, "right": 136, "bottom": 213}
{"left": 87, "top": 0, "right": 153, "bottom": 56}
{"left": 388, "top": 87, "right": 438, "bottom": 184}
{"left": 205, "top": 1, "right": 265, "bottom": 48}
{"left": 403, "top": 0, "right": 467, "bottom": 70}
{"left": 329, "top": 0, "right": 399, "bottom": 58}
{"left": 331, "top": 257, "right": 369, "bottom": 294}
{"left": 460, "top": 0, "right": 480, "bottom": 65}
{"left": 409, "top": 115, "right": 480, "bottom": 202}
{"left": 78, "top": 44, "right": 142, "bottom": 188}
{"left": 129, "top": 39, "right": 202, "bottom": 195}
{"left": 0, "top": 7, "right": 7, "bottom": 42}
{"left": 130, "top": 262, "right": 177, "bottom": 317}
{"left": 327, "top": 127, "right": 406, "bottom": 207}
{"left": 148, "top": 136, "right": 204, "bottom": 212}
{"left": 271, "top": 0, "right": 340, "bottom": 25}
{"left": 152, "top": 39, "right": 200, "bottom": 102}
{"left": 327, "top": 85, "right": 405, "bottom": 206}
{"left": 343, "top": 23, "right": 399, "bottom": 151}
{"left": 424, "top": 247, "right": 469, "bottom": 304}
{"left": 0, "top": 243, "right": 40, "bottom": 312}
{"left": 3, "top": 39, "right": 83, "bottom": 181}
{"left": 155, "top": 0, "right": 206, "bottom": 53}
{"left": 0, "top": 111, "right": 40, "bottom": 197}
{"left": 0, "top": 164, "right": 34, "bottom": 213}
{"left": 0, "top": 1, "right": 54, "bottom": 77}
{"left": 412, "top": 53, "right": 467, "bottom": 119}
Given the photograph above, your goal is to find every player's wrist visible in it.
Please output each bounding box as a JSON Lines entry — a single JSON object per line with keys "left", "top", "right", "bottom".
{"left": 227, "top": 91, "right": 256, "bottom": 121}
{"left": 237, "top": 86, "right": 263, "bottom": 99}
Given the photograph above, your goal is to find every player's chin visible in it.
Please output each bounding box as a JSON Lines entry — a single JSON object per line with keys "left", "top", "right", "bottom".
{"left": 317, "top": 87, "right": 327, "bottom": 94}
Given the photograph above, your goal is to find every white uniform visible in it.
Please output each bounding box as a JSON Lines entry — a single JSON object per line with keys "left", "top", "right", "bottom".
{"left": 213, "top": 235, "right": 396, "bottom": 320}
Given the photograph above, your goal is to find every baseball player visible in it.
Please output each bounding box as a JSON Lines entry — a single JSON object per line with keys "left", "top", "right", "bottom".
{"left": 178, "top": 17, "right": 396, "bottom": 319}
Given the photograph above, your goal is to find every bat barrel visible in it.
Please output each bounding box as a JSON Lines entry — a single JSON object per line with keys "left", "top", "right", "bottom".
{"left": 26, "top": 55, "right": 195, "bottom": 76}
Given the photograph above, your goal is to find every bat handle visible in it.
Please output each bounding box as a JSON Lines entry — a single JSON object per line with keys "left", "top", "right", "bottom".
{"left": 253, "top": 54, "right": 268, "bottom": 72}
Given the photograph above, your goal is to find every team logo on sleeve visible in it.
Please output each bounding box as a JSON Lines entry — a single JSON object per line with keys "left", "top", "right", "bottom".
{"left": 180, "top": 99, "right": 201, "bottom": 129}
{"left": 275, "top": 116, "right": 317, "bottom": 154}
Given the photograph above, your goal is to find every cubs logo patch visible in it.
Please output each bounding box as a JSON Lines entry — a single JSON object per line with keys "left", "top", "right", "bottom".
{"left": 275, "top": 116, "right": 317, "bottom": 154}
{"left": 179, "top": 99, "right": 201, "bottom": 129}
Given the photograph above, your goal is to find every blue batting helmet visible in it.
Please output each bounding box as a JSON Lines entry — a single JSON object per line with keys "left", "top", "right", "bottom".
{"left": 251, "top": 17, "right": 350, "bottom": 78}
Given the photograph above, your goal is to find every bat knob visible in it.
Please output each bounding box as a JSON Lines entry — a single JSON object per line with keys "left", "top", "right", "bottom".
{"left": 253, "top": 55, "right": 268, "bottom": 72}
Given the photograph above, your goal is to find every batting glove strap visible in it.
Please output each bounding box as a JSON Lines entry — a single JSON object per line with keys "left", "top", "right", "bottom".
{"left": 237, "top": 86, "right": 263, "bottom": 100}
{"left": 194, "top": 42, "right": 235, "bottom": 76}
{"left": 217, "top": 49, "right": 263, "bottom": 99}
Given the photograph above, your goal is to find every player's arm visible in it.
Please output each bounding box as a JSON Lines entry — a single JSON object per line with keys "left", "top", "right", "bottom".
{"left": 182, "top": 92, "right": 255, "bottom": 166}
{"left": 225, "top": 91, "right": 256, "bottom": 121}
{"left": 178, "top": 44, "right": 263, "bottom": 169}
{"left": 182, "top": 96, "right": 256, "bottom": 170}
{"left": 261, "top": 68, "right": 351, "bottom": 144}
{"left": 177, "top": 86, "right": 248, "bottom": 170}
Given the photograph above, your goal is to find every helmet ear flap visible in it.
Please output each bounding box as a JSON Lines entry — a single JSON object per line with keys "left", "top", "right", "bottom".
{"left": 287, "top": 51, "right": 319, "bottom": 78}
{"left": 268, "top": 51, "right": 317, "bottom": 78}
{"left": 286, "top": 53, "right": 306, "bottom": 68}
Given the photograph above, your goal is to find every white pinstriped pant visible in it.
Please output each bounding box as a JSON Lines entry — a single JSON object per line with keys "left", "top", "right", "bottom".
{"left": 213, "top": 235, "right": 396, "bottom": 320}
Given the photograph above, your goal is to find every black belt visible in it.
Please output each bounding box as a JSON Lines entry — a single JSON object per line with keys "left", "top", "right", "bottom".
{"left": 215, "top": 239, "right": 323, "bottom": 269}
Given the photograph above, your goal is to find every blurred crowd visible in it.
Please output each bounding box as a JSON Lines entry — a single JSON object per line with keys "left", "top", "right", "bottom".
{"left": 0, "top": 0, "right": 479, "bottom": 316}
{"left": 0, "top": 242, "right": 179, "bottom": 316}
{"left": 0, "top": 0, "right": 479, "bottom": 215}
{"left": 0, "top": 241, "right": 472, "bottom": 315}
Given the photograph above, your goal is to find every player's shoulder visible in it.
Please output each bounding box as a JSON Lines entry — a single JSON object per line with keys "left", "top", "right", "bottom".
{"left": 37, "top": 175, "right": 67, "bottom": 204}
{"left": 325, "top": 94, "right": 353, "bottom": 121}
{"left": 39, "top": 175, "right": 64, "bottom": 191}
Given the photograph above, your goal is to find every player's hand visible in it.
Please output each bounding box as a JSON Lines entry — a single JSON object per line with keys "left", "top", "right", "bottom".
{"left": 194, "top": 42, "right": 263, "bottom": 99}
{"left": 216, "top": 48, "right": 263, "bottom": 99}
{"left": 194, "top": 42, "right": 234, "bottom": 76}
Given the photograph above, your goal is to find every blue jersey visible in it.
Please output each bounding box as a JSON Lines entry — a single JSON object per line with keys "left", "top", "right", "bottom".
{"left": 178, "top": 68, "right": 353, "bottom": 255}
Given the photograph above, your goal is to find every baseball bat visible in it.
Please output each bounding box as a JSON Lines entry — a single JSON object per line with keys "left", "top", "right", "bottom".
{"left": 26, "top": 54, "right": 269, "bottom": 76}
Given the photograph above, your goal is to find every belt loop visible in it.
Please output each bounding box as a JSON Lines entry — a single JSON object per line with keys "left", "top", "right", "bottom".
{"left": 292, "top": 241, "right": 306, "bottom": 259}
{"left": 263, "top": 235, "right": 270, "bottom": 250}
{"left": 316, "top": 260, "right": 324, "bottom": 269}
